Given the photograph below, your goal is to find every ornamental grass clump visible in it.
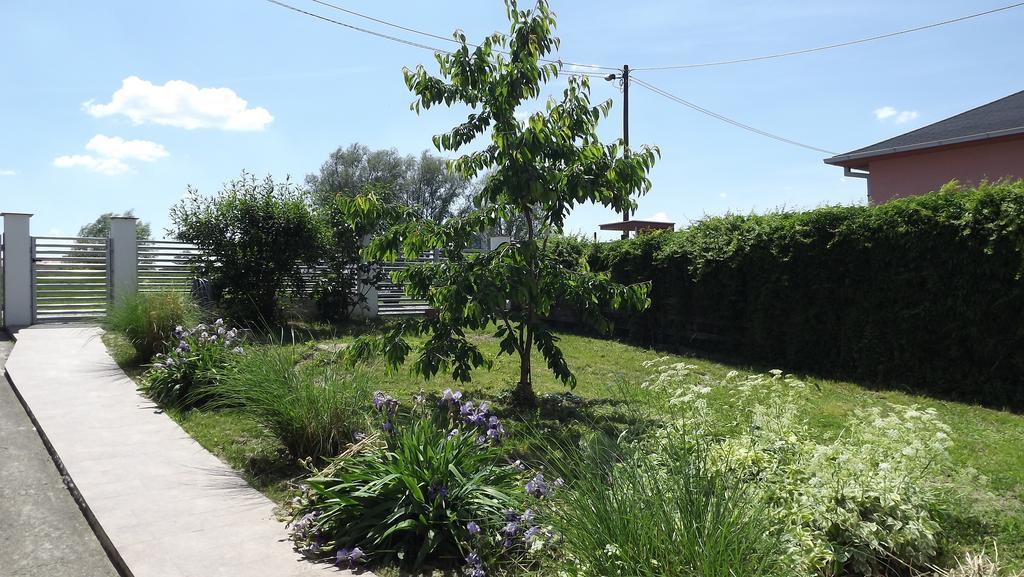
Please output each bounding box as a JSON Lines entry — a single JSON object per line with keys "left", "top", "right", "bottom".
{"left": 211, "top": 347, "right": 372, "bottom": 461}
{"left": 289, "top": 389, "right": 524, "bottom": 573}
{"left": 141, "top": 319, "right": 242, "bottom": 409}
{"left": 539, "top": 433, "right": 787, "bottom": 577}
{"left": 105, "top": 290, "right": 198, "bottom": 363}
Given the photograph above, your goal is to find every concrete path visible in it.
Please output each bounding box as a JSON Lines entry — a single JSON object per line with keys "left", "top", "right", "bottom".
{"left": 0, "top": 332, "right": 118, "bottom": 577}
{"left": 5, "top": 326, "right": 355, "bottom": 577}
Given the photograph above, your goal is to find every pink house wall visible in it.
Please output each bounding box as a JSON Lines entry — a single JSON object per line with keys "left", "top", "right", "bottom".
{"left": 866, "top": 136, "right": 1024, "bottom": 204}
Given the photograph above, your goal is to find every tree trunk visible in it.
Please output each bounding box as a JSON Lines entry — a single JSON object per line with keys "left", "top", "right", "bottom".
{"left": 512, "top": 327, "right": 538, "bottom": 408}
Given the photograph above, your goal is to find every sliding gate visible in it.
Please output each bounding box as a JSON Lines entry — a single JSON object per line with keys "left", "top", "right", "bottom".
{"left": 31, "top": 236, "right": 110, "bottom": 323}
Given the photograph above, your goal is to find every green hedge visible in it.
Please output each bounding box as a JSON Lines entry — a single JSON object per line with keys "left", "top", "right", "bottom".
{"left": 583, "top": 180, "right": 1024, "bottom": 409}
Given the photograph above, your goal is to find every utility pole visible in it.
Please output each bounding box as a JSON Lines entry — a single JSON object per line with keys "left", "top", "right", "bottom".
{"left": 605, "top": 64, "right": 630, "bottom": 238}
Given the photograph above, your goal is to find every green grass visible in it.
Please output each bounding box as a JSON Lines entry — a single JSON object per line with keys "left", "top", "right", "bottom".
{"left": 107, "top": 326, "right": 1024, "bottom": 571}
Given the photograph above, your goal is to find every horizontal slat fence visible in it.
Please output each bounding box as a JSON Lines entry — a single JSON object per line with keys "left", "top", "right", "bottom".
{"left": 137, "top": 240, "right": 201, "bottom": 293}
{"left": 32, "top": 236, "right": 109, "bottom": 322}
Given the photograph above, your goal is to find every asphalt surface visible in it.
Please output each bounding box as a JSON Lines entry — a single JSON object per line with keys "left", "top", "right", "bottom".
{"left": 0, "top": 332, "right": 118, "bottom": 577}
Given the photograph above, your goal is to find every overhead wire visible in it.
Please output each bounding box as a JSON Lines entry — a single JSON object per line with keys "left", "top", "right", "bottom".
{"left": 268, "top": 0, "right": 619, "bottom": 72}
{"left": 630, "top": 77, "right": 837, "bottom": 155}
{"left": 631, "top": 2, "right": 1024, "bottom": 71}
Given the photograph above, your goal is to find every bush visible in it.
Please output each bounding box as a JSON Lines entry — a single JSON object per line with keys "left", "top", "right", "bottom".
{"left": 211, "top": 347, "right": 372, "bottom": 461}
{"left": 141, "top": 319, "right": 243, "bottom": 409}
{"left": 104, "top": 291, "right": 197, "bottom": 362}
{"left": 289, "top": 390, "right": 522, "bottom": 572}
{"left": 587, "top": 180, "right": 1024, "bottom": 408}
{"left": 170, "top": 172, "right": 323, "bottom": 323}
{"left": 541, "top": 433, "right": 787, "bottom": 577}
{"left": 644, "top": 363, "right": 970, "bottom": 576}
{"left": 310, "top": 192, "right": 387, "bottom": 322}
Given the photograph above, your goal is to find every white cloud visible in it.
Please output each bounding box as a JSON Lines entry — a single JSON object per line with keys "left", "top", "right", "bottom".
{"left": 84, "top": 76, "right": 273, "bottom": 131}
{"left": 85, "top": 134, "right": 168, "bottom": 161}
{"left": 53, "top": 134, "right": 167, "bottom": 176}
{"left": 53, "top": 154, "right": 129, "bottom": 175}
{"left": 646, "top": 211, "right": 670, "bottom": 222}
{"left": 0, "top": 168, "right": 15, "bottom": 176}
{"left": 874, "top": 106, "right": 919, "bottom": 124}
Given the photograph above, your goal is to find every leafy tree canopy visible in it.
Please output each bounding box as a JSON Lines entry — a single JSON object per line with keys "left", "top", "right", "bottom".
{"left": 78, "top": 210, "right": 151, "bottom": 240}
{"left": 305, "top": 143, "right": 475, "bottom": 222}
{"left": 346, "top": 0, "right": 657, "bottom": 405}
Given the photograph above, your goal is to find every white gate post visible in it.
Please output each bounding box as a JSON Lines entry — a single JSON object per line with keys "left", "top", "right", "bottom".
{"left": 350, "top": 234, "right": 378, "bottom": 321}
{"left": 109, "top": 216, "right": 138, "bottom": 303}
{"left": 2, "top": 212, "right": 33, "bottom": 328}
{"left": 489, "top": 236, "right": 511, "bottom": 250}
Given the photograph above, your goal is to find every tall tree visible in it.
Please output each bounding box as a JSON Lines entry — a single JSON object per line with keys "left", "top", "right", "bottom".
{"left": 305, "top": 143, "right": 473, "bottom": 222}
{"left": 78, "top": 210, "right": 152, "bottom": 240}
{"left": 347, "top": 0, "right": 657, "bottom": 405}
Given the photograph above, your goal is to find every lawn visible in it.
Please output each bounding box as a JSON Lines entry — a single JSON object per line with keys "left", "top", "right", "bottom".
{"left": 107, "top": 326, "right": 1024, "bottom": 572}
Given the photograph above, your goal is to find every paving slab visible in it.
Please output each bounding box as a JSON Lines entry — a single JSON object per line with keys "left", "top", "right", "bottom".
{"left": 0, "top": 332, "right": 118, "bottom": 577}
{"left": 5, "top": 326, "right": 360, "bottom": 577}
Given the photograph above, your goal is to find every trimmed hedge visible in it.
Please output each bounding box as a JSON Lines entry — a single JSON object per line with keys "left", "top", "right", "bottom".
{"left": 582, "top": 180, "right": 1024, "bottom": 408}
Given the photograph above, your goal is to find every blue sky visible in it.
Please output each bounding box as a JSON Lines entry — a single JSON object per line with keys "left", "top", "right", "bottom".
{"left": 2, "top": 0, "right": 1022, "bottom": 240}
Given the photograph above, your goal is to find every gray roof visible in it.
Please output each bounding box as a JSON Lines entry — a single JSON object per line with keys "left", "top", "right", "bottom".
{"left": 825, "top": 90, "right": 1024, "bottom": 166}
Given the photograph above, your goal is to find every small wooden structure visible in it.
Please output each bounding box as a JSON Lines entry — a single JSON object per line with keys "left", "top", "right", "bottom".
{"left": 599, "top": 219, "right": 674, "bottom": 239}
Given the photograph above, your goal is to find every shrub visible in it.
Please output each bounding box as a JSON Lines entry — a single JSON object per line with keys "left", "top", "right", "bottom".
{"left": 104, "top": 291, "right": 197, "bottom": 362}
{"left": 587, "top": 180, "right": 1024, "bottom": 408}
{"left": 645, "top": 363, "right": 970, "bottom": 576}
{"left": 211, "top": 347, "right": 372, "bottom": 461}
{"left": 141, "top": 319, "right": 243, "bottom": 409}
{"left": 289, "top": 390, "right": 521, "bottom": 572}
{"left": 541, "top": 433, "right": 787, "bottom": 577}
{"left": 169, "top": 172, "right": 323, "bottom": 322}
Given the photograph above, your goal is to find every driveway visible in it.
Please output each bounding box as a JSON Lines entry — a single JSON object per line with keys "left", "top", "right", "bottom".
{"left": 0, "top": 331, "right": 118, "bottom": 577}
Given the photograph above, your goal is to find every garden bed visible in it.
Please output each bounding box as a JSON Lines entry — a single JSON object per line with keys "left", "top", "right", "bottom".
{"left": 107, "top": 327, "right": 1024, "bottom": 575}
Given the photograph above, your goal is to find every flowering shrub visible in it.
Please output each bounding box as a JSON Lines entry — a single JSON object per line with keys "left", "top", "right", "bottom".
{"left": 141, "top": 319, "right": 243, "bottom": 409}
{"left": 289, "top": 390, "right": 524, "bottom": 572}
{"left": 644, "top": 362, "right": 973, "bottom": 576}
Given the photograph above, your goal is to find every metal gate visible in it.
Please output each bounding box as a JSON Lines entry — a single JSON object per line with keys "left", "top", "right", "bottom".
{"left": 31, "top": 236, "right": 110, "bottom": 323}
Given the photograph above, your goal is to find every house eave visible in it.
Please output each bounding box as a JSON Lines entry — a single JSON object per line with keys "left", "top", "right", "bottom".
{"left": 824, "top": 125, "right": 1024, "bottom": 167}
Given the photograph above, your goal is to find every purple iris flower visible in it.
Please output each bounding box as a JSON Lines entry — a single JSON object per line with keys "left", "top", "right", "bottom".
{"left": 335, "top": 547, "right": 364, "bottom": 567}
{"left": 525, "top": 473, "right": 547, "bottom": 498}
{"left": 381, "top": 421, "right": 394, "bottom": 434}
{"left": 466, "top": 521, "right": 481, "bottom": 535}
{"left": 441, "top": 388, "right": 462, "bottom": 405}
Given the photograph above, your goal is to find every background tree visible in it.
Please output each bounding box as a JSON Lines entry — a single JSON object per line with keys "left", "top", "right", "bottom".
{"left": 347, "top": 0, "right": 658, "bottom": 406}
{"left": 78, "top": 210, "right": 152, "bottom": 239}
{"left": 170, "top": 172, "right": 322, "bottom": 322}
{"left": 306, "top": 143, "right": 474, "bottom": 222}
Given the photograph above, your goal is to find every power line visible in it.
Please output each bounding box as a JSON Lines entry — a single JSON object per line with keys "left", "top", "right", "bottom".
{"left": 266, "top": 0, "right": 453, "bottom": 54}
{"left": 632, "top": 2, "right": 1024, "bottom": 71}
{"left": 270, "top": 0, "right": 619, "bottom": 72}
{"left": 631, "top": 77, "right": 837, "bottom": 155}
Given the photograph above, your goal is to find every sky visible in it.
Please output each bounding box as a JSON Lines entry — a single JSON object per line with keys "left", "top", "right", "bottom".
{"left": 2, "top": 0, "right": 1023, "bottom": 240}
